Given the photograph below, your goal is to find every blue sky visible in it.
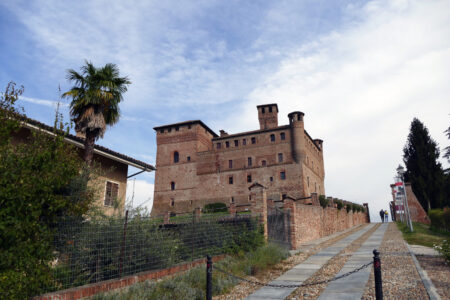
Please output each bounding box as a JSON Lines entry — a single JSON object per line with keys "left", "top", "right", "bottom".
{"left": 1, "top": 0, "right": 449, "bottom": 221}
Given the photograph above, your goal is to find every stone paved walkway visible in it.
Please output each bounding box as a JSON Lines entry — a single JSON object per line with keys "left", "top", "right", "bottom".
{"left": 245, "top": 224, "right": 377, "bottom": 300}
{"left": 317, "top": 223, "right": 388, "bottom": 300}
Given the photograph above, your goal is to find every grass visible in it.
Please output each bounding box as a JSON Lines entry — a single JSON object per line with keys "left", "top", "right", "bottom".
{"left": 90, "top": 243, "right": 289, "bottom": 300}
{"left": 396, "top": 221, "right": 450, "bottom": 248}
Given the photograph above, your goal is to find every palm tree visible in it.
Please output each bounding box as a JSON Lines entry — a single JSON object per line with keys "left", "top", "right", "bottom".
{"left": 63, "top": 61, "right": 131, "bottom": 165}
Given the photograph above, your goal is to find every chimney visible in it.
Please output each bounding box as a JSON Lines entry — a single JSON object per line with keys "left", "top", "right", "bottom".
{"left": 257, "top": 104, "right": 278, "bottom": 130}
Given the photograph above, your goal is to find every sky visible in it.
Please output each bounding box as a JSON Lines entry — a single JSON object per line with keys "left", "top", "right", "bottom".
{"left": 1, "top": 0, "right": 449, "bottom": 222}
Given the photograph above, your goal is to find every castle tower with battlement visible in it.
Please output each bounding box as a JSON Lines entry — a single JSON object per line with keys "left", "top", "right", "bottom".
{"left": 151, "top": 104, "right": 325, "bottom": 216}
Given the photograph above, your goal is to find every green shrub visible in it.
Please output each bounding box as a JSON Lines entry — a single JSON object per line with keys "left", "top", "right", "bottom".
{"left": 319, "top": 195, "right": 329, "bottom": 208}
{"left": 203, "top": 202, "right": 228, "bottom": 213}
{"left": 0, "top": 82, "right": 95, "bottom": 299}
{"left": 335, "top": 200, "right": 343, "bottom": 210}
{"left": 346, "top": 203, "right": 351, "bottom": 213}
{"left": 429, "top": 209, "right": 446, "bottom": 231}
{"left": 434, "top": 239, "right": 450, "bottom": 263}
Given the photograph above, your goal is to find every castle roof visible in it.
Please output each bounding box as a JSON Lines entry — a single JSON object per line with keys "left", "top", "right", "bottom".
{"left": 212, "top": 125, "right": 290, "bottom": 140}
{"left": 153, "top": 120, "right": 218, "bottom": 137}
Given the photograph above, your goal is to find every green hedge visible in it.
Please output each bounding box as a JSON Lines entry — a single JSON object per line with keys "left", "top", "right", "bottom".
{"left": 319, "top": 195, "right": 329, "bottom": 208}
{"left": 429, "top": 208, "right": 450, "bottom": 232}
{"left": 203, "top": 202, "right": 228, "bottom": 213}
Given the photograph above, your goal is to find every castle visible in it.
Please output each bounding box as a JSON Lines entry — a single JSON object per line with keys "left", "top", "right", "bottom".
{"left": 151, "top": 104, "right": 325, "bottom": 216}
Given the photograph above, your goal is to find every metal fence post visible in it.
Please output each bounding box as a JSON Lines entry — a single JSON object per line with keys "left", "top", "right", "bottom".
{"left": 206, "top": 255, "right": 212, "bottom": 300}
{"left": 119, "top": 210, "right": 129, "bottom": 278}
{"left": 373, "top": 249, "right": 383, "bottom": 300}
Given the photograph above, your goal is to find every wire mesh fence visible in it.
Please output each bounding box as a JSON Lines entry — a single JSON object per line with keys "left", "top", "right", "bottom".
{"left": 45, "top": 211, "right": 262, "bottom": 294}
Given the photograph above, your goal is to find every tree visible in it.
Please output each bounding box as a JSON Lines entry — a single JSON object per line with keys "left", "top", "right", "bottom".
{"left": 0, "top": 82, "right": 95, "bottom": 298}
{"left": 403, "top": 118, "right": 444, "bottom": 212}
{"left": 62, "top": 61, "right": 131, "bottom": 165}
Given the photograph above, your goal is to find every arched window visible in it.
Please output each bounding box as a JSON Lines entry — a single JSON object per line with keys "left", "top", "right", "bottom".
{"left": 171, "top": 181, "right": 175, "bottom": 190}
{"left": 280, "top": 132, "right": 285, "bottom": 140}
{"left": 270, "top": 134, "right": 275, "bottom": 142}
{"left": 174, "top": 151, "right": 179, "bottom": 163}
{"left": 262, "top": 160, "right": 267, "bottom": 166}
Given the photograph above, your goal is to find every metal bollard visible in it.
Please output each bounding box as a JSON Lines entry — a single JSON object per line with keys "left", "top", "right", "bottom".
{"left": 373, "top": 249, "right": 383, "bottom": 300}
{"left": 206, "top": 255, "right": 212, "bottom": 300}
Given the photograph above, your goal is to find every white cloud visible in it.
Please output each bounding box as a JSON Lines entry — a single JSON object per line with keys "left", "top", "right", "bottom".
{"left": 126, "top": 179, "right": 154, "bottom": 213}
{"left": 19, "top": 96, "right": 68, "bottom": 108}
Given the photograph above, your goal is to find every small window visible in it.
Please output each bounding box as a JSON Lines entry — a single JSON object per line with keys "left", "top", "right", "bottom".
{"left": 229, "top": 176, "right": 233, "bottom": 184}
{"left": 307, "top": 177, "right": 310, "bottom": 187}
{"left": 226, "top": 141, "right": 230, "bottom": 148}
{"left": 280, "top": 132, "right": 285, "bottom": 140}
{"left": 262, "top": 160, "right": 266, "bottom": 166}
{"left": 160, "top": 129, "right": 164, "bottom": 133}
{"left": 248, "top": 157, "right": 252, "bottom": 167}
{"left": 243, "top": 139, "right": 247, "bottom": 145}
{"left": 262, "top": 107, "right": 265, "bottom": 113}
{"left": 280, "top": 171, "right": 286, "bottom": 180}
{"left": 217, "top": 143, "right": 222, "bottom": 149}
{"left": 174, "top": 151, "right": 179, "bottom": 163}
{"left": 231, "top": 197, "right": 234, "bottom": 203}
{"left": 234, "top": 140, "right": 239, "bottom": 147}
{"left": 278, "top": 153, "right": 283, "bottom": 163}
{"left": 251, "top": 137, "right": 256, "bottom": 144}
{"left": 187, "top": 156, "right": 191, "bottom": 162}
{"left": 247, "top": 174, "right": 252, "bottom": 183}
{"left": 269, "top": 106, "right": 273, "bottom": 113}
{"left": 315, "top": 183, "right": 317, "bottom": 192}
{"left": 171, "top": 198, "right": 175, "bottom": 207}
{"left": 171, "top": 181, "right": 175, "bottom": 190}
{"left": 312, "top": 161, "right": 314, "bottom": 168}
{"left": 282, "top": 194, "right": 287, "bottom": 200}
{"left": 270, "top": 176, "right": 273, "bottom": 182}
{"left": 104, "top": 181, "right": 119, "bottom": 207}
{"left": 229, "top": 160, "right": 233, "bottom": 168}
{"left": 270, "top": 134, "right": 275, "bottom": 142}
{"left": 175, "top": 126, "right": 179, "bottom": 131}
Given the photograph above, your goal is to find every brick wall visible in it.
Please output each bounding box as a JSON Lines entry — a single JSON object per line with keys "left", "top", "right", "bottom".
{"left": 285, "top": 202, "right": 369, "bottom": 249}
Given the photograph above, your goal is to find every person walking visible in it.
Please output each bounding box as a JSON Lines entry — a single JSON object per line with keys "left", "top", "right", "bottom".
{"left": 384, "top": 210, "right": 389, "bottom": 222}
{"left": 380, "top": 209, "right": 385, "bottom": 223}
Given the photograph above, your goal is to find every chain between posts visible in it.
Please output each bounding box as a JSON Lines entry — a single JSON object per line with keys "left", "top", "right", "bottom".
{"left": 213, "top": 261, "right": 373, "bottom": 288}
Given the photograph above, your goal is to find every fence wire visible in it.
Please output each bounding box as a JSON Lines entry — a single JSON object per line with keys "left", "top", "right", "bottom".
{"left": 44, "top": 211, "right": 261, "bottom": 294}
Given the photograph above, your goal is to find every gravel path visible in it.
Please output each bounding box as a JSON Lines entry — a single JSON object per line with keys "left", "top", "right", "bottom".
{"left": 287, "top": 223, "right": 381, "bottom": 300}
{"left": 214, "top": 224, "right": 369, "bottom": 300}
{"left": 362, "top": 222, "right": 429, "bottom": 300}
{"left": 416, "top": 255, "right": 450, "bottom": 299}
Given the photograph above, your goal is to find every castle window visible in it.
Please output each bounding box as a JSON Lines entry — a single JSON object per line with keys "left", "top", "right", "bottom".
{"left": 229, "top": 160, "right": 233, "bottom": 168}
{"left": 234, "top": 140, "right": 239, "bottom": 147}
{"left": 174, "top": 151, "right": 179, "bottom": 163}
{"left": 280, "top": 171, "right": 286, "bottom": 180}
{"left": 187, "top": 156, "right": 191, "bottom": 162}
{"left": 247, "top": 174, "right": 252, "bottom": 183}
{"left": 171, "top": 198, "right": 174, "bottom": 207}
{"left": 315, "top": 183, "right": 317, "bottom": 192}
{"left": 243, "top": 139, "right": 247, "bottom": 145}
{"left": 160, "top": 129, "right": 164, "bottom": 133}
{"left": 175, "top": 126, "right": 179, "bottom": 131}
{"left": 269, "top": 106, "right": 273, "bottom": 113}
{"left": 251, "top": 137, "right": 256, "bottom": 144}
{"left": 248, "top": 157, "right": 252, "bottom": 167}
{"left": 262, "top": 160, "right": 266, "bottom": 166}
{"left": 171, "top": 181, "right": 175, "bottom": 190}
{"left": 104, "top": 181, "right": 118, "bottom": 207}
{"left": 226, "top": 141, "right": 230, "bottom": 148}
{"left": 270, "top": 176, "right": 273, "bottom": 182}
{"left": 282, "top": 194, "right": 287, "bottom": 200}
{"left": 312, "top": 161, "right": 314, "bottom": 168}
{"left": 280, "top": 132, "right": 285, "bottom": 140}
{"left": 307, "top": 177, "right": 310, "bottom": 187}
{"left": 231, "top": 197, "right": 234, "bottom": 203}
{"left": 278, "top": 153, "right": 283, "bottom": 163}
{"left": 229, "top": 176, "right": 233, "bottom": 184}
{"left": 262, "top": 107, "right": 265, "bottom": 113}
{"left": 217, "top": 143, "right": 221, "bottom": 149}
{"left": 270, "top": 134, "right": 275, "bottom": 142}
